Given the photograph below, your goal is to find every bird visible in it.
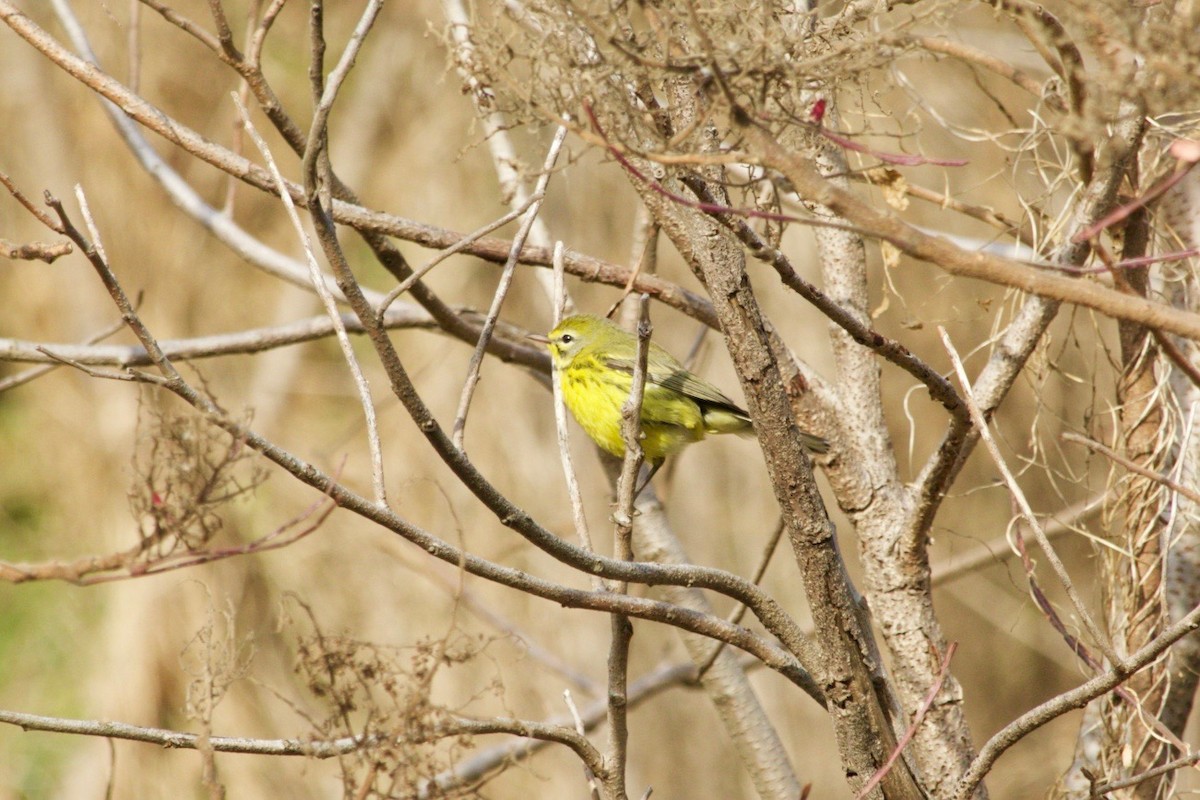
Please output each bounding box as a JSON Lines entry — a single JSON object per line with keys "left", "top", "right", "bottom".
{"left": 529, "top": 314, "right": 828, "bottom": 484}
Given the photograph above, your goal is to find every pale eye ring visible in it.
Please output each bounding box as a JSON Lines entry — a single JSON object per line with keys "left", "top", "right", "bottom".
{"left": 560, "top": 334, "right": 574, "bottom": 344}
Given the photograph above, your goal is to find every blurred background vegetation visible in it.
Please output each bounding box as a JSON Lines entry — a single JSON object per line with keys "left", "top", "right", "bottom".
{"left": 0, "top": 1, "right": 1194, "bottom": 797}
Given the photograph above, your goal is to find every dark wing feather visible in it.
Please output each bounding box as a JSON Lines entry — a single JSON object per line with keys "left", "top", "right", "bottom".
{"left": 603, "top": 355, "right": 748, "bottom": 418}
{"left": 606, "top": 351, "right": 830, "bottom": 452}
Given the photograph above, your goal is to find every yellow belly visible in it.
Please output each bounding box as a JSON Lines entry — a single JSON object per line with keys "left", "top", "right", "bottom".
{"left": 560, "top": 367, "right": 705, "bottom": 462}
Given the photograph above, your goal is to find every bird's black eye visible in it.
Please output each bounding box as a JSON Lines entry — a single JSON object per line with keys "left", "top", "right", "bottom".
{"left": 560, "top": 333, "right": 574, "bottom": 344}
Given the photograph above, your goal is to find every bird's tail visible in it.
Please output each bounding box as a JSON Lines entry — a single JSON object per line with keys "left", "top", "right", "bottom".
{"left": 703, "top": 407, "right": 829, "bottom": 454}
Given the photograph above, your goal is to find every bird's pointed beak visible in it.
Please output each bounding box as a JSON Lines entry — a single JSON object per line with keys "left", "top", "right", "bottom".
{"left": 526, "top": 332, "right": 551, "bottom": 345}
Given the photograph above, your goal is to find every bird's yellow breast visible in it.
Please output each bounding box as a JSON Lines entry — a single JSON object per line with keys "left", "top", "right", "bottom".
{"left": 559, "top": 362, "right": 706, "bottom": 463}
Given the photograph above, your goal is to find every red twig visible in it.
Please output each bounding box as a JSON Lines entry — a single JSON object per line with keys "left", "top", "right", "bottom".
{"left": 1012, "top": 511, "right": 1189, "bottom": 753}
{"left": 0, "top": 475, "right": 337, "bottom": 586}
{"left": 1043, "top": 247, "right": 1200, "bottom": 275}
{"left": 1153, "top": 327, "right": 1200, "bottom": 389}
{"left": 1012, "top": 520, "right": 1100, "bottom": 668}
{"left": 582, "top": 102, "right": 799, "bottom": 225}
{"left": 1073, "top": 140, "right": 1200, "bottom": 243}
{"left": 582, "top": 99, "right": 962, "bottom": 234}
{"left": 810, "top": 96, "right": 967, "bottom": 167}
{"left": 853, "top": 643, "right": 959, "bottom": 800}
{"left": 817, "top": 126, "right": 968, "bottom": 168}
{"left": 124, "top": 492, "right": 336, "bottom": 581}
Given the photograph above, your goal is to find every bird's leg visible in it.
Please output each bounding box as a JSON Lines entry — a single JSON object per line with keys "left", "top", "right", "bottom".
{"left": 633, "top": 460, "right": 664, "bottom": 499}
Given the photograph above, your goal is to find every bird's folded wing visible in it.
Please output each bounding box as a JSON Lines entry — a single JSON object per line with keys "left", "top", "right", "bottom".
{"left": 603, "top": 356, "right": 745, "bottom": 412}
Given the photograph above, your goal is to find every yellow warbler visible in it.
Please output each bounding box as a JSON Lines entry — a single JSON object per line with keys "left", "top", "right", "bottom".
{"left": 530, "top": 314, "right": 829, "bottom": 467}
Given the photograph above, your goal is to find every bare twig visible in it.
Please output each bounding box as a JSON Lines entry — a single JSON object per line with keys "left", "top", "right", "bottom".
{"left": 0, "top": 169, "right": 62, "bottom": 230}
{"left": 0, "top": 361, "right": 57, "bottom": 393}
{"left": 605, "top": 296, "right": 651, "bottom": 800}
{"left": 1152, "top": 326, "right": 1200, "bottom": 389}
{"left": 1008, "top": 516, "right": 1188, "bottom": 756}
{"left": 939, "top": 329, "right": 1120, "bottom": 672}
{"left": 35, "top": 348, "right": 166, "bottom": 385}
{"left": 0, "top": 236, "right": 72, "bottom": 262}
{"left": 297, "top": 3, "right": 390, "bottom": 507}
{"left": 420, "top": 661, "right": 697, "bottom": 798}
{"left": 299, "top": 0, "right": 384, "bottom": 187}
{"left": 0, "top": 307, "right": 131, "bottom": 393}
{"left": 685, "top": 175, "right": 966, "bottom": 422}
{"left": 930, "top": 496, "right": 1104, "bottom": 586}
{"left": 73, "top": 185, "right": 107, "bottom": 265}
{"left": 1063, "top": 431, "right": 1200, "bottom": 506}
{"left": 0, "top": 307, "right": 435, "bottom": 367}
{"left": 377, "top": 203, "right": 531, "bottom": 315}
{"left": 442, "top": 0, "right": 568, "bottom": 312}
{"left": 451, "top": 124, "right": 568, "bottom": 450}
{"left": 855, "top": 643, "right": 959, "bottom": 800}
{"left": 909, "top": 35, "right": 1062, "bottom": 111}
{"left": 697, "top": 517, "right": 787, "bottom": 679}
{"left": 233, "top": 93, "right": 389, "bottom": 507}
{"left": 43, "top": 190, "right": 183, "bottom": 384}
{"left": 1073, "top": 159, "right": 1200, "bottom": 244}
{"left": 563, "top": 690, "right": 602, "bottom": 796}
{"left": 604, "top": 206, "right": 658, "bottom": 320}
{"left": 548, "top": 242, "right": 595, "bottom": 554}
{"left": 954, "top": 599, "right": 1200, "bottom": 799}
{"left": 0, "top": 707, "right": 367, "bottom": 757}
{"left": 0, "top": 493, "right": 334, "bottom": 585}
{"left": 1087, "top": 748, "right": 1200, "bottom": 797}
{"left": 0, "top": 704, "right": 606, "bottom": 772}
{"left": 614, "top": 300, "right": 651, "bottom": 528}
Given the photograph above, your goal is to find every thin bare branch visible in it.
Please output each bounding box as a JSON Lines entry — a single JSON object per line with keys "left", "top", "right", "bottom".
{"left": 0, "top": 307, "right": 435, "bottom": 367}
{"left": 909, "top": 35, "right": 1062, "bottom": 111}
{"left": 1063, "top": 431, "right": 1200, "bottom": 506}
{"left": 378, "top": 203, "right": 531, "bottom": 316}
{"left": 1087, "top": 748, "right": 1200, "bottom": 798}
{"left": 0, "top": 169, "right": 62, "bottom": 230}
{"left": 299, "top": 0, "right": 384, "bottom": 187}
{"left": 931, "top": 496, "right": 1104, "bottom": 586}
{"left": 548, "top": 242, "right": 595, "bottom": 554}
{"left": 605, "top": 297, "right": 651, "bottom": 800}
{"left": 422, "top": 660, "right": 697, "bottom": 798}
{"left": 954, "top": 599, "right": 1200, "bottom": 799}
{"left": 940, "top": 328, "right": 1120, "bottom": 669}
{"left": 234, "top": 93, "right": 388, "bottom": 507}
{"left": 0, "top": 307, "right": 131, "bottom": 393}
{"left": 855, "top": 643, "right": 959, "bottom": 800}
{"left": 442, "top": 0, "right": 567, "bottom": 312}
{"left": 0, "top": 494, "right": 333, "bottom": 586}
{"left": 614, "top": 301, "right": 650, "bottom": 529}
{"left": 451, "top": 124, "right": 568, "bottom": 450}
{"left": 43, "top": 192, "right": 183, "bottom": 384}
{"left": 0, "top": 236, "right": 72, "bottom": 263}
{"left": 0, "top": 704, "right": 606, "bottom": 773}
{"left": 685, "top": 175, "right": 965, "bottom": 423}
{"left": 0, "top": 707, "right": 366, "bottom": 757}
